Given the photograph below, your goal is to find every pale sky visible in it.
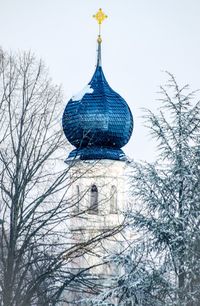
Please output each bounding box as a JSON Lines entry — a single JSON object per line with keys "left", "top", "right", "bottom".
{"left": 1, "top": 0, "right": 200, "bottom": 162}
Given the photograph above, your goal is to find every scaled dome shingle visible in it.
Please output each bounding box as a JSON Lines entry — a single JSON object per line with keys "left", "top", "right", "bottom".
{"left": 62, "top": 45, "right": 133, "bottom": 161}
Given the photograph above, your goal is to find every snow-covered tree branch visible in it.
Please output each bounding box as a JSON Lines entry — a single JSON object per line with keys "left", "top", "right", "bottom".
{"left": 94, "top": 73, "right": 200, "bottom": 306}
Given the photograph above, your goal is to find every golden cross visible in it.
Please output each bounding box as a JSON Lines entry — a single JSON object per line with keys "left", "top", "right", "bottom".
{"left": 93, "top": 8, "right": 108, "bottom": 25}
{"left": 93, "top": 8, "right": 108, "bottom": 42}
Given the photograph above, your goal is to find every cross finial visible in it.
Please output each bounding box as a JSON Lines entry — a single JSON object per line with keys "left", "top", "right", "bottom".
{"left": 93, "top": 8, "right": 108, "bottom": 43}
{"left": 93, "top": 8, "right": 108, "bottom": 25}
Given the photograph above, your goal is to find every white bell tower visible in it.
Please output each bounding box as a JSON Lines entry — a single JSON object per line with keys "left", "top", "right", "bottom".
{"left": 67, "top": 159, "right": 131, "bottom": 303}
{"left": 62, "top": 8, "right": 134, "bottom": 304}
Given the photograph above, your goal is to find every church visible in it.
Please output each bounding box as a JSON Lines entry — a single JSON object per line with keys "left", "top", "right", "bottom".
{"left": 62, "top": 9, "right": 134, "bottom": 304}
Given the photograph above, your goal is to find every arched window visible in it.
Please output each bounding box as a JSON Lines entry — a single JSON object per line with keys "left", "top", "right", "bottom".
{"left": 89, "top": 184, "right": 98, "bottom": 214}
{"left": 110, "top": 185, "right": 117, "bottom": 213}
{"left": 75, "top": 185, "right": 80, "bottom": 212}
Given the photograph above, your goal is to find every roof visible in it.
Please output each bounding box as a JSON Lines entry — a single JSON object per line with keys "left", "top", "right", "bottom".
{"left": 62, "top": 39, "right": 133, "bottom": 161}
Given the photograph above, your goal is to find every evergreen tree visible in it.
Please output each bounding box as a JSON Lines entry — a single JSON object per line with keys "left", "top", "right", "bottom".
{"left": 93, "top": 73, "right": 200, "bottom": 306}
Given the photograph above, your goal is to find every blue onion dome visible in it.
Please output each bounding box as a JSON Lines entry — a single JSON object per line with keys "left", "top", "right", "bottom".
{"left": 62, "top": 37, "right": 133, "bottom": 161}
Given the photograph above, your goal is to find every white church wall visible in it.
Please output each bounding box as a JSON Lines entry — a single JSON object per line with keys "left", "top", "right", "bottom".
{"left": 66, "top": 158, "right": 132, "bottom": 277}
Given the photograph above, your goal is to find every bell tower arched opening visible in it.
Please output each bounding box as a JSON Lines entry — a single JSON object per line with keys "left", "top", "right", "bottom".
{"left": 89, "top": 184, "right": 98, "bottom": 214}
